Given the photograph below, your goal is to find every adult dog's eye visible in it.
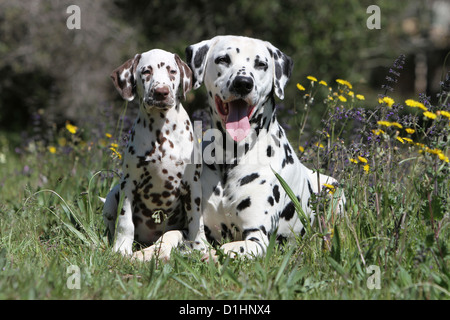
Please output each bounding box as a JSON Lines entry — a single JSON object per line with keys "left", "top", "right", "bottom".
{"left": 255, "top": 60, "right": 268, "bottom": 70}
{"left": 170, "top": 69, "right": 177, "bottom": 75}
{"left": 141, "top": 69, "right": 151, "bottom": 75}
{"left": 215, "top": 55, "right": 231, "bottom": 65}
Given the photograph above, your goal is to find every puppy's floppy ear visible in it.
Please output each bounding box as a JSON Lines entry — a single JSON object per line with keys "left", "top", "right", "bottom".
{"left": 185, "top": 39, "right": 214, "bottom": 90}
{"left": 174, "top": 54, "right": 193, "bottom": 100}
{"left": 110, "top": 53, "right": 141, "bottom": 101}
{"left": 265, "top": 42, "right": 293, "bottom": 100}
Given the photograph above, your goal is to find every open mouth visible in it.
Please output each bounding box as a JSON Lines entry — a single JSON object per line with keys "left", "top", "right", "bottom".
{"left": 215, "top": 95, "right": 256, "bottom": 142}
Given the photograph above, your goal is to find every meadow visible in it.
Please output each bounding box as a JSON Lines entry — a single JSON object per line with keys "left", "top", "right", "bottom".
{"left": 0, "top": 56, "right": 449, "bottom": 300}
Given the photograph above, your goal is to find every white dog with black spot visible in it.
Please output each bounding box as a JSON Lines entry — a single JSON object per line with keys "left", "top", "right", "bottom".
{"left": 186, "top": 35, "right": 345, "bottom": 258}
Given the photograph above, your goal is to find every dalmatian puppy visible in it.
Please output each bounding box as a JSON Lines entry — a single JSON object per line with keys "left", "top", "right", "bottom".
{"left": 103, "top": 49, "right": 206, "bottom": 261}
{"left": 186, "top": 35, "right": 345, "bottom": 258}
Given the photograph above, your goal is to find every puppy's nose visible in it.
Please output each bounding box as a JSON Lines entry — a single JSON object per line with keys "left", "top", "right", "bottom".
{"left": 153, "top": 86, "right": 170, "bottom": 101}
{"left": 232, "top": 76, "right": 254, "bottom": 96}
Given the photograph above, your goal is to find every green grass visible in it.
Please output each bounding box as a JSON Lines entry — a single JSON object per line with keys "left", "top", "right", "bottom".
{"left": 1, "top": 72, "right": 449, "bottom": 300}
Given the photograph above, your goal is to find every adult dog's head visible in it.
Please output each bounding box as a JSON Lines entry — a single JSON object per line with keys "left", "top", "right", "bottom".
{"left": 111, "top": 49, "right": 192, "bottom": 112}
{"left": 186, "top": 36, "right": 293, "bottom": 142}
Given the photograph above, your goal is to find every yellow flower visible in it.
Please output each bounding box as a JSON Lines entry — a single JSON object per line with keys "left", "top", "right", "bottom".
{"left": 358, "top": 156, "right": 368, "bottom": 163}
{"left": 336, "top": 79, "right": 353, "bottom": 89}
{"left": 350, "top": 158, "right": 358, "bottom": 164}
{"left": 356, "top": 94, "right": 365, "bottom": 101}
{"left": 65, "top": 123, "right": 78, "bottom": 134}
{"left": 381, "top": 96, "right": 395, "bottom": 108}
{"left": 377, "top": 121, "right": 402, "bottom": 129}
{"left": 396, "top": 137, "right": 405, "bottom": 144}
{"left": 323, "top": 183, "right": 336, "bottom": 194}
{"left": 405, "top": 99, "right": 427, "bottom": 111}
{"left": 372, "top": 129, "right": 385, "bottom": 136}
{"left": 347, "top": 91, "right": 355, "bottom": 97}
{"left": 423, "top": 111, "right": 437, "bottom": 120}
{"left": 391, "top": 122, "right": 403, "bottom": 129}
{"left": 338, "top": 95, "right": 347, "bottom": 102}
{"left": 110, "top": 143, "right": 119, "bottom": 149}
{"left": 48, "top": 146, "right": 57, "bottom": 154}
{"left": 307, "top": 76, "right": 317, "bottom": 82}
{"left": 402, "top": 137, "right": 413, "bottom": 143}
{"left": 296, "top": 83, "right": 305, "bottom": 91}
{"left": 440, "top": 110, "right": 450, "bottom": 119}
{"left": 405, "top": 128, "right": 415, "bottom": 134}
{"left": 438, "top": 152, "right": 449, "bottom": 163}
{"left": 105, "top": 133, "right": 112, "bottom": 138}
{"left": 110, "top": 147, "right": 122, "bottom": 159}
{"left": 363, "top": 164, "right": 370, "bottom": 173}
{"left": 319, "top": 80, "right": 328, "bottom": 86}
{"left": 299, "top": 146, "right": 305, "bottom": 152}
{"left": 315, "top": 142, "right": 324, "bottom": 148}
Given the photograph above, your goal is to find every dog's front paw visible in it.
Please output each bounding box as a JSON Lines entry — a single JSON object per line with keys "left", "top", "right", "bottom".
{"left": 131, "top": 243, "right": 173, "bottom": 262}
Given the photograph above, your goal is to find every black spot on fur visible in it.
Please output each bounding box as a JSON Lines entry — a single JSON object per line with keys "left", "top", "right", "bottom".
{"left": 240, "top": 173, "right": 260, "bottom": 186}
{"left": 237, "top": 197, "right": 251, "bottom": 211}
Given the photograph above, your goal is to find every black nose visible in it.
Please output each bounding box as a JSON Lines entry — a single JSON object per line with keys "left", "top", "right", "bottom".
{"left": 232, "top": 76, "right": 254, "bottom": 96}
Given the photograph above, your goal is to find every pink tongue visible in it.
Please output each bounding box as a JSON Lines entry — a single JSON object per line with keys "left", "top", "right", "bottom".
{"left": 225, "top": 100, "right": 251, "bottom": 142}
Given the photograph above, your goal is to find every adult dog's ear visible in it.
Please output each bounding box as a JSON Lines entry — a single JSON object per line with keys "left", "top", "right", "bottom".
{"left": 174, "top": 54, "right": 193, "bottom": 100}
{"left": 110, "top": 53, "right": 141, "bottom": 101}
{"left": 265, "top": 42, "right": 293, "bottom": 100}
{"left": 185, "top": 39, "right": 214, "bottom": 90}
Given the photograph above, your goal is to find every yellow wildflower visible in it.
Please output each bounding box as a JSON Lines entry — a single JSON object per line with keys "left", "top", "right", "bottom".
{"left": 356, "top": 94, "right": 365, "bottom": 101}
{"left": 381, "top": 96, "right": 395, "bottom": 108}
{"left": 110, "top": 143, "right": 119, "bottom": 149}
{"left": 402, "top": 137, "right": 413, "bottom": 143}
{"left": 440, "top": 110, "right": 450, "bottom": 119}
{"left": 358, "top": 156, "right": 368, "bottom": 163}
{"left": 323, "top": 183, "right": 336, "bottom": 194}
{"left": 105, "top": 133, "right": 112, "bottom": 138}
{"left": 391, "top": 122, "right": 403, "bottom": 129}
{"left": 438, "top": 152, "right": 449, "bottom": 163}
{"left": 307, "top": 76, "right": 317, "bottom": 82}
{"left": 405, "top": 99, "right": 427, "bottom": 111}
{"left": 48, "top": 146, "right": 57, "bottom": 154}
{"left": 338, "top": 95, "right": 347, "bottom": 102}
{"left": 405, "top": 128, "right": 415, "bottom": 134}
{"left": 396, "top": 137, "right": 405, "bottom": 144}
{"left": 350, "top": 158, "right": 358, "bottom": 164}
{"left": 336, "top": 79, "right": 353, "bottom": 89}
{"left": 377, "top": 120, "right": 391, "bottom": 127}
{"left": 296, "top": 83, "right": 305, "bottom": 91}
{"left": 372, "top": 129, "right": 385, "bottom": 136}
{"left": 363, "top": 164, "right": 370, "bottom": 173}
{"left": 299, "top": 146, "right": 305, "bottom": 152}
{"left": 315, "top": 142, "right": 324, "bottom": 148}
{"left": 423, "top": 111, "right": 437, "bottom": 120}
{"left": 110, "top": 147, "right": 122, "bottom": 159}
{"left": 65, "top": 123, "right": 78, "bottom": 134}
{"left": 319, "top": 80, "right": 328, "bottom": 86}
{"left": 347, "top": 91, "right": 355, "bottom": 97}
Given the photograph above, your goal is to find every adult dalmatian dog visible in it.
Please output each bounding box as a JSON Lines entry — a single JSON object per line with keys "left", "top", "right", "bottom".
{"left": 186, "top": 35, "right": 345, "bottom": 258}
{"left": 102, "top": 49, "right": 206, "bottom": 261}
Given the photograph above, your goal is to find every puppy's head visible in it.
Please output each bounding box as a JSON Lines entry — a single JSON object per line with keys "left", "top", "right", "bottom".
{"left": 111, "top": 49, "right": 192, "bottom": 112}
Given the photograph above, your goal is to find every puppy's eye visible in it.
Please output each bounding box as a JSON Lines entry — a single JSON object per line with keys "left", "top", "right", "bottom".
{"left": 215, "top": 55, "right": 231, "bottom": 65}
{"left": 170, "top": 69, "right": 177, "bottom": 75}
{"left": 141, "top": 69, "right": 151, "bottom": 75}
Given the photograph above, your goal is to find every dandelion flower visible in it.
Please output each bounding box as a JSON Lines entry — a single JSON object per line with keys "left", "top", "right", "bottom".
{"left": 423, "top": 111, "right": 437, "bottom": 120}
{"left": 405, "top": 99, "right": 427, "bottom": 111}
{"left": 382, "top": 96, "right": 395, "bottom": 108}
{"left": 307, "top": 76, "right": 317, "bottom": 82}
{"left": 66, "top": 123, "right": 78, "bottom": 134}
{"left": 315, "top": 142, "right": 324, "bottom": 148}
{"left": 48, "top": 146, "right": 57, "bottom": 154}
{"left": 405, "top": 128, "right": 415, "bottom": 134}
{"left": 347, "top": 91, "right": 355, "bottom": 97}
{"left": 372, "top": 129, "right": 385, "bottom": 136}
{"left": 438, "top": 152, "right": 449, "bottom": 163}
{"left": 377, "top": 120, "right": 391, "bottom": 127}
{"left": 402, "top": 137, "right": 413, "bottom": 143}
{"left": 391, "top": 122, "right": 403, "bottom": 129}
{"left": 439, "top": 110, "right": 450, "bottom": 119}
{"left": 299, "top": 146, "right": 305, "bottom": 152}
{"left": 296, "top": 83, "right": 305, "bottom": 91}
{"left": 110, "top": 143, "right": 119, "bottom": 149}
{"left": 323, "top": 183, "right": 336, "bottom": 194}
{"left": 363, "top": 164, "right": 370, "bottom": 173}
{"left": 396, "top": 137, "right": 405, "bottom": 144}
{"left": 356, "top": 94, "right": 365, "bottom": 101}
{"left": 336, "top": 79, "right": 353, "bottom": 89}
{"left": 358, "top": 156, "right": 368, "bottom": 163}
{"left": 350, "top": 158, "right": 358, "bottom": 164}
{"left": 319, "top": 80, "right": 328, "bottom": 86}
{"left": 338, "top": 95, "right": 347, "bottom": 102}
{"left": 110, "top": 147, "right": 122, "bottom": 159}
{"left": 105, "top": 133, "right": 112, "bottom": 138}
